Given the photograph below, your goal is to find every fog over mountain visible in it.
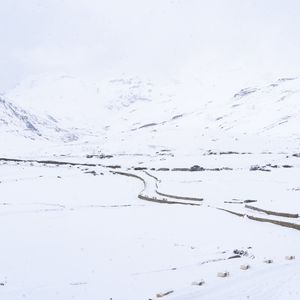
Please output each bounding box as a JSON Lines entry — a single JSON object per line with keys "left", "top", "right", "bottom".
{"left": 1, "top": 0, "right": 300, "bottom": 91}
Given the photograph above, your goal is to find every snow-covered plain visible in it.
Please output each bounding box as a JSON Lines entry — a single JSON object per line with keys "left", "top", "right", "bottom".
{"left": 1, "top": 158, "right": 300, "bottom": 300}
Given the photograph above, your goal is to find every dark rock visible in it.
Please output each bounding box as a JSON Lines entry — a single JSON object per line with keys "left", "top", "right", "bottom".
{"left": 106, "top": 165, "right": 121, "bottom": 169}
{"left": 250, "top": 165, "right": 270, "bottom": 172}
{"left": 233, "top": 249, "right": 248, "bottom": 256}
{"left": 205, "top": 150, "right": 217, "bottom": 155}
{"left": 266, "top": 164, "right": 279, "bottom": 168}
{"left": 228, "top": 255, "right": 241, "bottom": 259}
{"left": 244, "top": 200, "right": 257, "bottom": 203}
{"left": 190, "top": 165, "right": 205, "bottom": 171}
{"left": 84, "top": 170, "right": 98, "bottom": 176}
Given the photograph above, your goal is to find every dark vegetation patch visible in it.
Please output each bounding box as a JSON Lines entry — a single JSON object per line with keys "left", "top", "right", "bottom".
{"left": 250, "top": 164, "right": 294, "bottom": 171}
{"left": 86, "top": 154, "right": 113, "bottom": 159}
{"left": 204, "top": 150, "right": 252, "bottom": 155}
{"left": 171, "top": 165, "right": 233, "bottom": 172}
{"left": 133, "top": 167, "right": 148, "bottom": 171}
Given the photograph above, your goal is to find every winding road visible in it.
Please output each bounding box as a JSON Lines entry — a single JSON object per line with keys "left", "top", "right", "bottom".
{"left": 1, "top": 156, "right": 300, "bottom": 230}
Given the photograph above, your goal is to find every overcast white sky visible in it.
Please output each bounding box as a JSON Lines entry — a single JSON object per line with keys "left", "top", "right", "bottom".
{"left": 1, "top": 0, "right": 300, "bottom": 91}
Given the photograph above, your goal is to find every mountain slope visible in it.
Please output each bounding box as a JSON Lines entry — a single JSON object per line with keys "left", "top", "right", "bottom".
{"left": 0, "top": 96, "right": 78, "bottom": 143}
{"left": 3, "top": 74, "right": 300, "bottom": 155}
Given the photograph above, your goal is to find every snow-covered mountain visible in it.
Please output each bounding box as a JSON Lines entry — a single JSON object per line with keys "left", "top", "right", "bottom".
{"left": 0, "top": 96, "right": 79, "bottom": 144}
{"left": 5, "top": 74, "right": 170, "bottom": 125}
{"left": 2, "top": 74, "right": 300, "bottom": 156}
{"left": 215, "top": 77, "right": 300, "bottom": 136}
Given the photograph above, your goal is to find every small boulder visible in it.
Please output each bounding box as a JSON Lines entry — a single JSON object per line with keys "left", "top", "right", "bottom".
{"left": 285, "top": 255, "right": 296, "bottom": 260}
{"left": 217, "top": 271, "right": 229, "bottom": 278}
{"left": 192, "top": 280, "right": 205, "bottom": 286}
{"left": 190, "top": 165, "right": 205, "bottom": 171}
{"left": 240, "top": 264, "right": 250, "bottom": 270}
{"left": 264, "top": 259, "right": 273, "bottom": 264}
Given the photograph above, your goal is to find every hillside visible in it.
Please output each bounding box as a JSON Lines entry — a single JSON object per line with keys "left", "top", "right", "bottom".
{"left": 2, "top": 75, "right": 300, "bottom": 156}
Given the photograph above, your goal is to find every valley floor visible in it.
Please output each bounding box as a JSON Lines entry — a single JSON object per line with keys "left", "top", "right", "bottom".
{"left": 0, "top": 152, "right": 299, "bottom": 300}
